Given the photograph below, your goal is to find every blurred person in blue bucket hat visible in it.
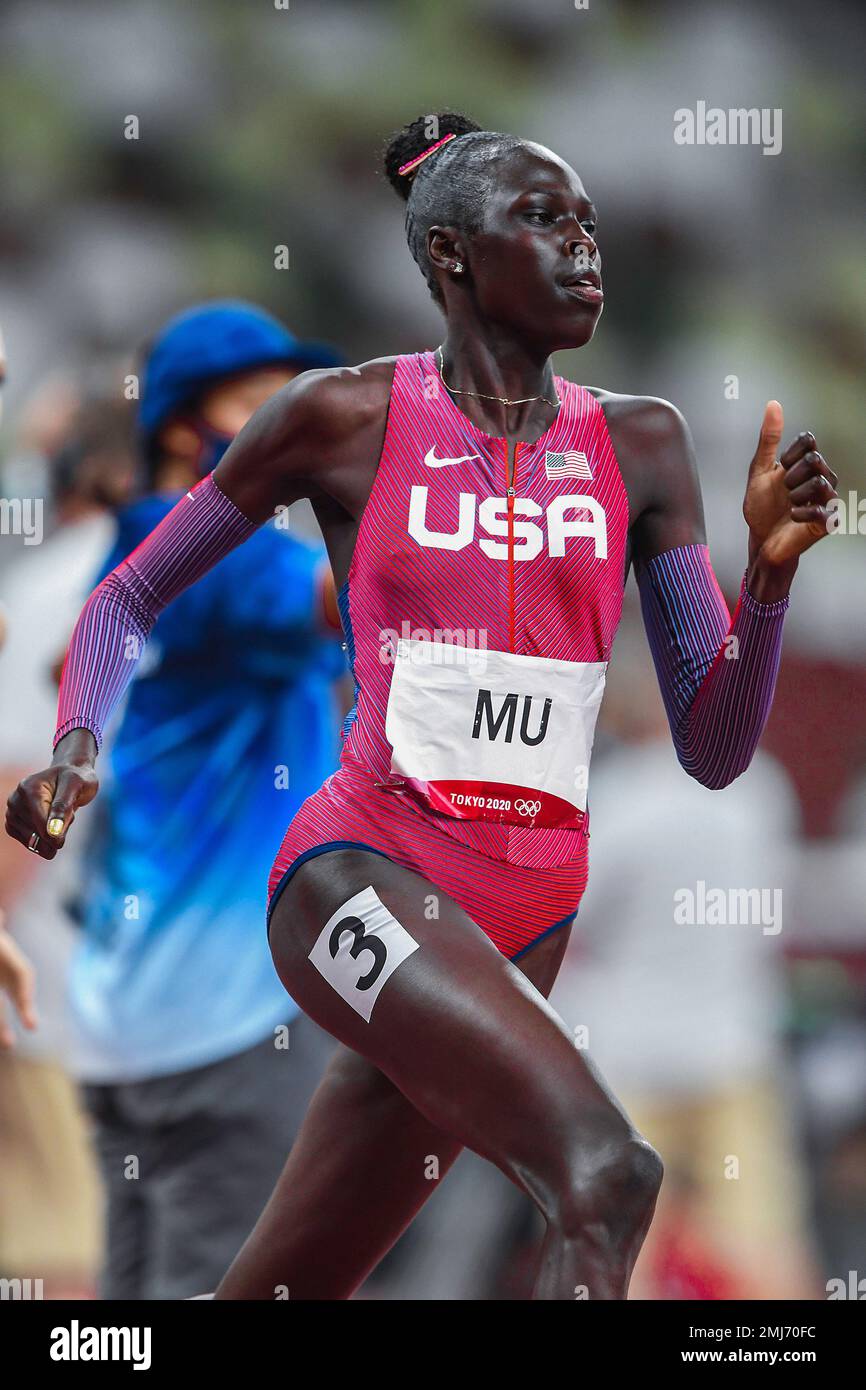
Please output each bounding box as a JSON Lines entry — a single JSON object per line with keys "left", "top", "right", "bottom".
{"left": 68, "top": 302, "right": 346, "bottom": 1299}
{"left": 138, "top": 301, "right": 341, "bottom": 481}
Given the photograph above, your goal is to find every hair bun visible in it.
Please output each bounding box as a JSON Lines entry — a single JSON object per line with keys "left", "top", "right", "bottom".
{"left": 383, "top": 112, "right": 482, "bottom": 201}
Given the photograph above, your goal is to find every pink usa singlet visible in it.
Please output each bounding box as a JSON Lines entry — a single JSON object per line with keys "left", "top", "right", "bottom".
{"left": 268, "top": 350, "right": 629, "bottom": 959}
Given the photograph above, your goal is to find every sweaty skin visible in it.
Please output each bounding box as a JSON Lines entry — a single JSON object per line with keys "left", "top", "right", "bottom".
{"left": 6, "top": 141, "right": 837, "bottom": 1300}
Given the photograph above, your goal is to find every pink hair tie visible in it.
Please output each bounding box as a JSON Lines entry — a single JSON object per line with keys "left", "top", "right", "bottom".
{"left": 397, "top": 131, "right": 458, "bottom": 179}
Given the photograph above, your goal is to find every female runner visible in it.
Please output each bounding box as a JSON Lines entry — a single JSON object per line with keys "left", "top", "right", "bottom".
{"left": 6, "top": 114, "right": 839, "bottom": 1300}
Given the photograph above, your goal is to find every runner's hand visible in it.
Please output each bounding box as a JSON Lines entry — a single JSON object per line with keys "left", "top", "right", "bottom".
{"left": 5, "top": 732, "right": 99, "bottom": 860}
{"left": 744, "top": 402, "right": 839, "bottom": 567}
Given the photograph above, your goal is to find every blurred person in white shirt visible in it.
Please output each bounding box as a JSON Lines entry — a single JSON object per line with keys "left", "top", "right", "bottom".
{"left": 0, "top": 385, "right": 135, "bottom": 1296}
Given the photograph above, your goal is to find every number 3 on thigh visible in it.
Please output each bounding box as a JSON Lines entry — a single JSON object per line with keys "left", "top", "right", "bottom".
{"left": 308, "top": 885, "right": 420, "bottom": 1022}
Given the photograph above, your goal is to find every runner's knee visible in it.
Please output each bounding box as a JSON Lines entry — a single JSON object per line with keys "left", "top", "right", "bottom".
{"left": 534, "top": 1126, "right": 663, "bottom": 1245}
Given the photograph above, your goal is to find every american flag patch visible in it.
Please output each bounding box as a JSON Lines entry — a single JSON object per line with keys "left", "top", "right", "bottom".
{"left": 544, "top": 450, "right": 592, "bottom": 481}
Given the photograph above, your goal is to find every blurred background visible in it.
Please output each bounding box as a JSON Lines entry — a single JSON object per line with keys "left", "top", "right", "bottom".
{"left": 0, "top": 0, "right": 864, "bottom": 1300}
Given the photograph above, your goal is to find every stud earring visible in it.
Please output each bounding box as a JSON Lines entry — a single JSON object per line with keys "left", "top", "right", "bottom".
{"left": 452, "top": 262, "right": 463, "bottom": 273}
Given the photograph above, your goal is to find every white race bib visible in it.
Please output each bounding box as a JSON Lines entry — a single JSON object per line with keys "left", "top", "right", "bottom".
{"left": 382, "top": 639, "right": 605, "bottom": 829}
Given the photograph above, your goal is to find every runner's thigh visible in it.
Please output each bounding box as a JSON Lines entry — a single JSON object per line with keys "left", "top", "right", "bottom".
{"left": 269, "top": 848, "right": 631, "bottom": 1177}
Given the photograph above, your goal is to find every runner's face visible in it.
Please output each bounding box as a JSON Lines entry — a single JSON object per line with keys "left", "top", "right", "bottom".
{"left": 458, "top": 146, "right": 602, "bottom": 352}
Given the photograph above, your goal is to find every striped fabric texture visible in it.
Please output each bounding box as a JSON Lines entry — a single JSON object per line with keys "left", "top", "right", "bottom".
{"left": 50, "top": 351, "right": 790, "bottom": 960}
{"left": 267, "top": 763, "right": 587, "bottom": 960}
{"left": 636, "top": 542, "right": 788, "bottom": 789}
{"left": 54, "top": 474, "right": 258, "bottom": 748}
{"left": 336, "top": 350, "right": 630, "bottom": 871}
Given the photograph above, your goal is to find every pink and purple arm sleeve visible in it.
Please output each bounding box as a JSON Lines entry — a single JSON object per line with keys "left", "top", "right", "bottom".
{"left": 635, "top": 543, "right": 788, "bottom": 789}
{"left": 54, "top": 474, "right": 258, "bottom": 750}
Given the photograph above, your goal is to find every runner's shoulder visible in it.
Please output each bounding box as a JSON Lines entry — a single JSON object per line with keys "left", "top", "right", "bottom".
{"left": 584, "top": 387, "right": 689, "bottom": 444}
{"left": 217, "top": 356, "right": 399, "bottom": 510}
{"left": 583, "top": 386, "right": 695, "bottom": 483}
{"left": 282, "top": 355, "right": 398, "bottom": 445}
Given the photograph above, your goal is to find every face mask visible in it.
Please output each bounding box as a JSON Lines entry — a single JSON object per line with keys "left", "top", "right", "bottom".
{"left": 192, "top": 423, "right": 234, "bottom": 478}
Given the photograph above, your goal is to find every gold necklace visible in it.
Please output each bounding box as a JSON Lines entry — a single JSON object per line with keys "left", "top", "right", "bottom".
{"left": 436, "top": 346, "right": 561, "bottom": 410}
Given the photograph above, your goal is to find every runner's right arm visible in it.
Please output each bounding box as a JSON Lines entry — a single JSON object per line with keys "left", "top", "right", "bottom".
{"left": 3, "top": 368, "right": 361, "bottom": 858}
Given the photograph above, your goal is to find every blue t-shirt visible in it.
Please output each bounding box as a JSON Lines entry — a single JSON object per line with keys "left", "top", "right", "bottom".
{"left": 70, "top": 496, "right": 344, "bottom": 1082}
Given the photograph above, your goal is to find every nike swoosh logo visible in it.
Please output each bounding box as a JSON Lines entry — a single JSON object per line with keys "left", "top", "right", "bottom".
{"left": 423, "top": 447, "right": 481, "bottom": 468}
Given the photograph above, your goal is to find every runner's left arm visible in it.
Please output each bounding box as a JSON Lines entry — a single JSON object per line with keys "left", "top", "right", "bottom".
{"left": 629, "top": 399, "right": 837, "bottom": 789}
{"left": 635, "top": 542, "right": 788, "bottom": 788}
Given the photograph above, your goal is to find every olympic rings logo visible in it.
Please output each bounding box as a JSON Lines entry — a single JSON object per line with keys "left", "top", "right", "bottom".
{"left": 514, "top": 798, "right": 542, "bottom": 818}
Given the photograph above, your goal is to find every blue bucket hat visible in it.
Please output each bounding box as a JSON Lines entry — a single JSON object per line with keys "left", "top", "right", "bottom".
{"left": 138, "top": 300, "right": 343, "bottom": 445}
